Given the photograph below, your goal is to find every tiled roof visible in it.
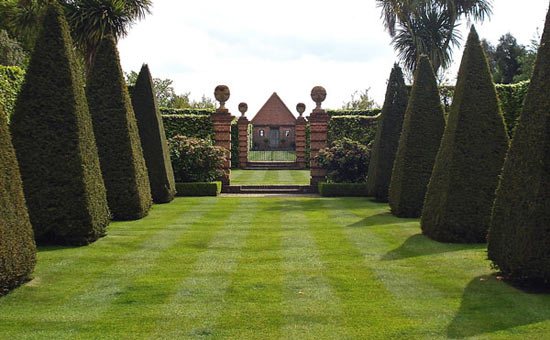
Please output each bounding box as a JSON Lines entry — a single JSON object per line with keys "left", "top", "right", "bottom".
{"left": 251, "top": 93, "right": 297, "bottom": 126}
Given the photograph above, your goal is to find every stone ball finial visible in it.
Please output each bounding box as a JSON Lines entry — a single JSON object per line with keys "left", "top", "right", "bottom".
{"left": 214, "top": 85, "right": 230, "bottom": 111}
{"left": 311, "top": 86, "right": 326, "bottom": 110}
{"left": 238, "top": 102, "right": 248, "bottom": 116}
{"left": 296, "top": 103, "right": 306, "bottom": 117}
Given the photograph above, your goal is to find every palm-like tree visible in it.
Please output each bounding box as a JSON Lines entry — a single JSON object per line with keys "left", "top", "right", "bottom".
{"left": 377, "top": 0, "right": 492, "bottom": 74}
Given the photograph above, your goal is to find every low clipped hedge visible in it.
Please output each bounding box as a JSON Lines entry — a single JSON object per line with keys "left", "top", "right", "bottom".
{"left": 328, "top": 116, "right": 379, "bottom": 147}
{"left": 327, "top": 109, "right": 381, "bottom": 117}
{"left": 175, "top": 182, "right": 222, "bottom": 196}
{"left": 0, "top": 65, "right": 25, "bottom": 120}
{"left": 318, "top": 183, "right": 368, "bottom": 197}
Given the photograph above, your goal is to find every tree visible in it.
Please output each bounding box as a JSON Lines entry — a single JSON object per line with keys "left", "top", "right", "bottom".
{"left": 86, "top": 36, "right": 151, "bottom": 220}
{"left": 341, "top": 88, "right": 377, "bottom": 110}
{"left": 388, "top": 55, "right": 445, "bottom": 218}
{"left": 0, "top": 29, "right": 27, "bottom": 67}
{"left": 487, "top": 7, "right": 550, "bottom": 285}
{"left": 377, "top": 0, "right": 492, "bottom": 74}
{"left": 10, "top": 3, "right": 110, "bottom": 245}
{"left": 366, "top": 64, "right": 408, "bottom": 202}
{"left": 421, "top": 27, "right": 509, "bottom": 243}
{"left": 0, "top": 106, "right": 36, "bottom": 296}
{"left": 131, "top": 64, "right": 176, "bottom": 204}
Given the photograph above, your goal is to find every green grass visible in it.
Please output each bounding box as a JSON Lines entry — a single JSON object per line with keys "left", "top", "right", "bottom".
{"left": 1, "top": 197, "right": 550, "bottom": 339}
{"left": 230, "top": 170, "right": 310, "bottom": 185}
{"left": 248, "top": 151, "right": 296, "bottom": 162}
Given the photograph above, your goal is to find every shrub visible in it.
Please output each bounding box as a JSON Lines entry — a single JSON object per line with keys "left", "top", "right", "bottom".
{"left": 161, "top": 114, "right": 214, "bottom": 140}
{"left": 0, "top": 65, "right": 24, "bottom": 120}
{"left": 327, "top": 116, "right": 378, "bottom": 147}
{"left": 10, "top": 3, "right": 110, "bottom": 245}
{"left": 87, "top": 36, "right": 151, "bottom": 221}
{"left": 388, "top": 56, "right": 445, "bottom": 218}
{"left": 487, "top": 8, "right": 550, "bottom": 285}
{"left": 318, "top": 183, "right": 368, "bottom": 197}
{"left": 0, "top": 107, "right": 36, "bottom": 295}
{"left": 315, "top": 138, "right": 370, "bottom": 183}
{"left": 421, "top": 27, "right": 510, "bottom": 243}
{"left": 131, "top": 64, "right": 176, "bottom": 204}
{"left": 175, "top": 182, "right": 222, "bottom": 196}
{"left": 366, "top": 64, "right": 409, "bottom": 202}
{"left": 168, "top": 136, "right": 228, "bottom": 183}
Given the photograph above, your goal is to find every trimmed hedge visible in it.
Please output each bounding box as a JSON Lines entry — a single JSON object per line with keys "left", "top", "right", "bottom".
{"left": 495, "top": 81, "right": 529, "bottom": 136}
{"left": 388, "top": 56, "right": 446, "bottom": 218}
{"left": 131, "top": 64, "right": 176, "bottom": 204}
{"left": 0, "top": 107, "right": 36, "bottom": 295}
{"left": 487, "top": 8, "right": 550, "bottom": 284}
{"left": 231, "top": 119, "right": 239, "bottom": 168}
{"left": 421, "top": 27, "right": 510, "bottom": 243}
{"left": 327, "top": 116, "right": 378, "bottom": 147}
{"left": 366, "top": 64, "right": 409, "bottom": 202}
{"left": 175, "top": 182, "right": 221, "bottom": 196}
{"left": 162, "top": 114, "right": 214, "bottom": 141}
{"left": 160, "top": 108, "right": 213, "bottom": 115}
{"left": 318, "top": 183, "right": 369, "bottom": 197}
{"left": 87, "top": 36, "right": 152, "bottom": 220}
{"left": 327, "top": 109, "right": 381, "bottom": 117}
{"left": 10, "top": 3, "right": 110, "bottom": 245}
{"left": 0, "top": 66, "right": 24, "bottom": 120}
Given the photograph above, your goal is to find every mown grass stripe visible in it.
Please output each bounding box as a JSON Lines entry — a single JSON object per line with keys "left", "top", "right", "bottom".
{"left": 147, "top": 198, "right": 260, "bottom": 339}
{"left": 214, "top": 198, "right": 284, "bottom": 339}
{"left": 280, "top": 199, "right": 344, "bottom": 339}
{"left": 302, "top": 198, "right": 416, "bottom": 339}
{"left": 289, "top": 170, "right": 310, "bottom": 185}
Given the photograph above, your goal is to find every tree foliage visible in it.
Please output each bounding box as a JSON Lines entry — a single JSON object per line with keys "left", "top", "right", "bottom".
{"left": 367, "top": 64, "right": 408, "bottom": 202}
{"left": 421, "top": 27, "right": 509, "bottom": 243}
{"left": 0, "top": 29, "right": 27, "bottom": 67}
{"left": 341, "top": 88, "right": 377, "bottom": 110}
{"left": 10, "top": 3, "right": 110, "bottom": 245}
{"left": 388, "top": 56, "right": 445, "bottom": 218}
{"left": 87, "top": 36, "right": 151, "bottom": 220}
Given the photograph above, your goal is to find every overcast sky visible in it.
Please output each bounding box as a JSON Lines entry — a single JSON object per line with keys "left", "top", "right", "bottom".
{"left": 118, "top": 0, "right": 549, "bottom": 118}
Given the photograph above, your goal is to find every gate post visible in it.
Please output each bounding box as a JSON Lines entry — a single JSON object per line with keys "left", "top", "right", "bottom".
{"left": 237, "top": 102, "right": 249, "bottom": 169}
{"left": 211, "top": 85, "right": 235, "bottom": 185}
{"left": 295, "top": 103, "right": 308, "bottom": 169}
{"left": 308, "top": 86, "right": 330, "bottom": 188}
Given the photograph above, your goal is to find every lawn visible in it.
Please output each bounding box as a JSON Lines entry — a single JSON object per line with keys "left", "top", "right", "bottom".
{"left": 230, "top": 170, "right": 310, "bottom": 185}
{"left": 1, "top": 197, "right": 550, "bottom": 340}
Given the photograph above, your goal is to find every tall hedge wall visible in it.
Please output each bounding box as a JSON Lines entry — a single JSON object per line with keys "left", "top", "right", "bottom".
{"left": 0, "top": 66, "right": 25, "bottom": 120}
{"left": 0, "top": 107, "right": 36, "bottom": 295}
{"left": 10, "top": 3, "right": 110, "bottom": 245}
{"left": 87, "top": 36, "right": 152, "bottom": 220}
{"left": 388, "top": 56, "right": 446, "bottom": 218}
{"left": 367, "top": 64, "right": 409, "bottom": 202}
{"left": 327, "top": 109, "right": 381, "bottom": 117}
{"left": 131, "top": 64, "right": 176, "bottom": 204}
{"left": 160, "top": 108, "right": 213, "bottom": 115}
{"left": 487, "top": 7, "right": 550, "bottom": 284}
{"left": 327, "top": 116, "right": 379, "bottom": 147}
{"left": 421, "top": 27, "right": 509, "bottom": 243}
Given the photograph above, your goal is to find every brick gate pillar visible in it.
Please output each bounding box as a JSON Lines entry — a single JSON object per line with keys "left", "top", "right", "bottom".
{"left": 308, "top": 86, "right": 330, "bottom": 188}
{"left": 211, "top": 85, "right": 235, "bottom": 185}
{"left": 295, "top": 103, "right": 308, "bottom": 169}
{"left": 237, "top": 102, "right": 249, "bottom": 169}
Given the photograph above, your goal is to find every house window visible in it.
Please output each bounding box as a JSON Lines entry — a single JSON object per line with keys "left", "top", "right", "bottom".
{"left": 285, "top": 130, "right": 290, "bottom": 137}
{"left": 260, "top": 130, "right": 264, "bottom": 137}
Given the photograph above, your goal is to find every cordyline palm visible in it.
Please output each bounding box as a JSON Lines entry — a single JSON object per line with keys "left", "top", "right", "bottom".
{"left": 377, "top": 0, "right": 492, "bottom": 74}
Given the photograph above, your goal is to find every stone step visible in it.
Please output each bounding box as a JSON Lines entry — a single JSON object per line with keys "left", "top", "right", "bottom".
{"left": 222, "top": 185, "right": 314, "bottom": 194}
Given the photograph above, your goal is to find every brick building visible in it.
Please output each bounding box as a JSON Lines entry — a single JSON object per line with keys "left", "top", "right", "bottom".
{"left": 251, "top": 93, "right": 297, "bottom": 151}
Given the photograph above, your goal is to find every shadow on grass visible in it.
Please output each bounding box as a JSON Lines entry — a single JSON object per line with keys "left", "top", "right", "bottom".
{"left": 381, "top": 234, "right": 486, "bottom": 261}
{"left": 345, "top": 212, "right": 408, "bottom": 228}
{"left": 447, "top": 276, "right": 550, "bottom": 338}
{"left": 37, "top": 244, "right": 87, "bottom": 253}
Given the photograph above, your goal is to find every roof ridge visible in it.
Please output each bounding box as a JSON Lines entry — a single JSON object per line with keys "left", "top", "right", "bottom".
{"left": 251, "top": 93, "right": 297, "bottom": 126}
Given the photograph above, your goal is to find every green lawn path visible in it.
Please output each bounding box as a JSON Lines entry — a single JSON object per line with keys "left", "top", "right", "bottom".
{"left": 1, "top": 197, "right": 550, "bottom": 339}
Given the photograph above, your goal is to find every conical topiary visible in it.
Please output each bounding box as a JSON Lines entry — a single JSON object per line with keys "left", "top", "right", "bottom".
{"left": 487, "top": 6, "right": 550, "bottom": 284}
{"left": 366, "top": 64, "right": 408, "bottom": 202}
{"left": 130, "top": 64, "right": 176, "bottom": 204}
{"left": 10, "top": 3, "right": 110, "bottom": 245}
{"left": 421, "top": 27, "right": 510, "bottom": 243}
{"left": 388, "top": 56, "right": 445, "bottom": 218}
{"left": 87, "top": 36, "right": 152, "bottom": 220}
{"left": 0, "top": 107, "right": 36, "bottom": 295}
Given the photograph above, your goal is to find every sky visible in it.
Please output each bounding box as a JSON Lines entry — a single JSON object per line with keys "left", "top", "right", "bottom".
{"left": 118, "top": 0, "right": 549, "bottom": 119}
